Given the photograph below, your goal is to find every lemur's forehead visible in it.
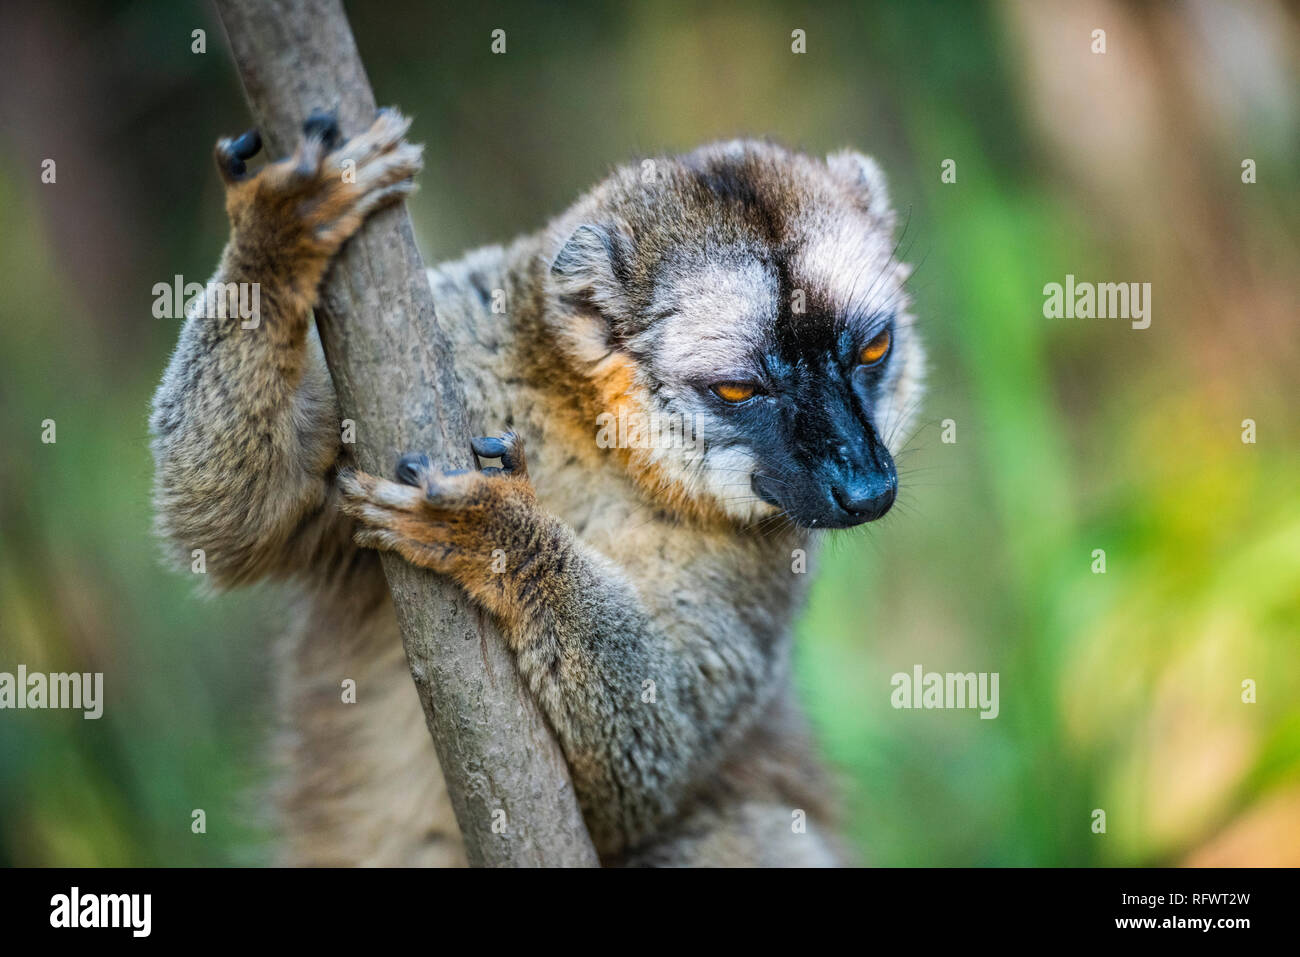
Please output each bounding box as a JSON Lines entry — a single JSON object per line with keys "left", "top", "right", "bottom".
{"left": 642, "top": 256, "right": 779, "bottom": 377}
{"left": 786, "top": 210, "right": 904, "bottom": 325}
{"left": 629, "top": 151, "right": 905, "bottom": 378}
{"left": 644, "top": 230, "right": 901, "bottom": 377}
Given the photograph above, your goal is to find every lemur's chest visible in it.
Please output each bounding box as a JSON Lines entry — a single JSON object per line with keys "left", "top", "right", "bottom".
{"left": 528, "top": 436, "right": 672, "bottom": 573}
{"left": 522, "top": 416, "right": 812, "bottom": 637}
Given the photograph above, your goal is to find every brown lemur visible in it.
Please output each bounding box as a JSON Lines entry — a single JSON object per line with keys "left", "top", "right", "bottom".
{"left": 150, "top": 108, "right": 924, "bottom": 866}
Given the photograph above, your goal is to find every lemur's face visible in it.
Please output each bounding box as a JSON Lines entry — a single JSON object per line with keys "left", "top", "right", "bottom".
{"left": 549, "top": 141, "right": 924, "bottom": 529}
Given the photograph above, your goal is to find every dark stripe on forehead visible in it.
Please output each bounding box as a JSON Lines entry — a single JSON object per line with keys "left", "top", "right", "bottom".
{"left": 684, "top": 158, "right": 838, "bottom": 328}
{"left": 686, "top": 157, "right": 785, "bottom": 249}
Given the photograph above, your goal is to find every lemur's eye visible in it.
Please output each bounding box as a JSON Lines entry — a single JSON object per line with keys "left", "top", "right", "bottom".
{"left": 712, "top": 382, "right": 759, "bottom": 403}
{"left": 859, "top": 328, "right": 892, "bottom": 366}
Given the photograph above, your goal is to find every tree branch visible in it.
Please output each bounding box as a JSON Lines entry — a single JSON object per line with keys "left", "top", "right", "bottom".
{"left": 213, "top": 0, "right": 598, "bottom": 867}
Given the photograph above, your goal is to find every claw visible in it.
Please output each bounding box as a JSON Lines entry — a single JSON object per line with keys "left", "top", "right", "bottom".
{"left": 302, "top": 108, "right": 341, "bottom": 150}
{"left": 470, "top": 435, "right": 507, "bottom": 459}
{"left": 216, "top": 131, "right": 261, "bottom": 182}
{"left": 229, "top": 128, "right": 261, "bottom": 160}
{"left": 471, "top": 432, "right": 526, "bottom": 474}
{"left": 395, "top": 452, "right": 430, "bottom": 487}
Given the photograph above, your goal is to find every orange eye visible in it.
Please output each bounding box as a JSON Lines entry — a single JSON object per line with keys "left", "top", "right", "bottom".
{"left": 859, "top": 328, "right": 892, "bottom": 365}
{"left": 712, "top": 382, "right": 758, "bottom": 403}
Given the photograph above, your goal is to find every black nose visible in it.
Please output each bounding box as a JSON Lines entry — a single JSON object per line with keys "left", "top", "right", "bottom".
{"left": 832, "top": 475, "right": 896, "bottom": 522}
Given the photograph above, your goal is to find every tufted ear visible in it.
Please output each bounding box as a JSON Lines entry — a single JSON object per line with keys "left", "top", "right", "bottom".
{"left": 826, "top": 150, "right": 896, "bottom": 229}
{"left": 549, "top": 221, "right": 637, "bottom": 322}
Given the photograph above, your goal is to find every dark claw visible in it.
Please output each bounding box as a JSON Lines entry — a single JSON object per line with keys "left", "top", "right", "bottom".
{"left": 472, "top": 433, "right": 523, "bottom": 472}
{"left": 471, "top": 435, "right": 507, "bottom": 460}
{"left": 230, "top": 128, "right": 261, "bottom": 160}
{"left": 395, "top": 452, "right": 430, "bottom": 487}
{"left": 303, "top": 109, "right": 341, "bottom": 150}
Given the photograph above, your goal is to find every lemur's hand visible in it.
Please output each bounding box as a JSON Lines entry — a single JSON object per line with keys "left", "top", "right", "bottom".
{"left": 338, "top": 432, "right": 541, "bottom": 583}
{"left": 214, "top": 108, "right": 422, "bottom": 282}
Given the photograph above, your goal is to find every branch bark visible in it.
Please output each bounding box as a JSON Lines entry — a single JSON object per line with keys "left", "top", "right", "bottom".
{"left": 213, "top": 0, "right": 598, "bottom": 867}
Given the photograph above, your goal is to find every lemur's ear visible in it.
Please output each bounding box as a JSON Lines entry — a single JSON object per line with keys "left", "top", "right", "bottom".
{"left": 550, "top": 221, "right": 636, "bottom": 321}
{"left": 826, "top": 150, "right": 896, "bottom": 229}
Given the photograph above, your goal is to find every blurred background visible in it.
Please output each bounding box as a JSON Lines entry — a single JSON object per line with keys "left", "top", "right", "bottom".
{"left": 0, "top": 0, "right": 1296, "bottom": 866}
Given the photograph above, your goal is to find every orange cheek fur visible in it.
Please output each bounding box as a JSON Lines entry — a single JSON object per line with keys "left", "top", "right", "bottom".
{"left": 588, "top": 352, "right": 732, "bottom": 525}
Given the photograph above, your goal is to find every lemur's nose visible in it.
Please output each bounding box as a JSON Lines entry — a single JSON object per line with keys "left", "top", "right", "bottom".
{"left": 832, "top": 474, "right": 896, "bottom": 522}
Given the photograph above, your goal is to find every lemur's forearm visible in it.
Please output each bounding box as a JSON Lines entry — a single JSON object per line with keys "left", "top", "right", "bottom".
{"left": 480, "top": 519, "right": 775, "bottom": 853}
{"left": 150, "top": 252, "right": 339, "bottom": 584}
{"left": 337, "top": 438, "right": 779, "bottom": 854}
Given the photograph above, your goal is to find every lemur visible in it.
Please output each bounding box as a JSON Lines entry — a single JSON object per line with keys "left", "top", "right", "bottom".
{"left": 150, "top": 109, "right": 924, "bottom": 866}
